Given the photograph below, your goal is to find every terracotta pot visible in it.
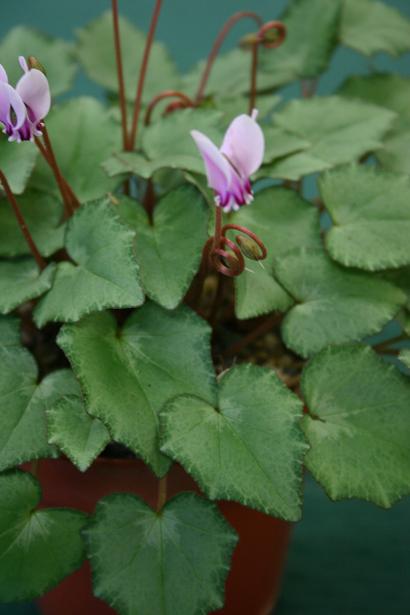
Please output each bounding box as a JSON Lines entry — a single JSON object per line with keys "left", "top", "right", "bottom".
{"left": 34, "top": 458, "right": 290, "bottom": 615}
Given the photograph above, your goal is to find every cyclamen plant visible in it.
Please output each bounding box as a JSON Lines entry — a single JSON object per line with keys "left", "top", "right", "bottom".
{"left": 1, "top": 0, "right": 410, "bottom": 613}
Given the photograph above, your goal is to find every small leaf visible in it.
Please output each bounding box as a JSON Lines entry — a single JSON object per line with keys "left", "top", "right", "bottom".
{"left": 275, "top": 247, "right": 405, "bottom": 357}
{"left": 76, "top": 11, "right": 180, "bottom": 102}
{"left": 47, "top": 395, "right": 110, "bottom": 472}
{"left": 302, "top": 345, "right": 410, "bottom": 507}
{"left": 161, "top": 364, "right": 306, "bottom": 520}
{"left": 340, "top": 0, "right": 410, "bottom": 57}
{"left": 0, "top": 191, "right": 64, "bottom": 258}
{"left": 30, "top": 98, "right": 119, "bottom": 202}
{"left": 0, "top": 26, "right": 76, "bottom": 96}
{"left": 0, "top": 138, "right": 38, "bottom": 195}
{"left": 57, "top": 303, "right": 217, "bottom": 477}
{"left": 34, "top": 200, "right": 144, "bottom": 326}
{"left": 119, "top": 186, "right": 208, "bottom": 309}
{"left": 262, "top": 96, "right": 395, "bottom": 180}
{"left": 321, "top": 164, "right": 410, "bottom": 270}
{"left": 84, "top": 492, "right": 237, "bottom": 615}
{"left": 0, "top": 471, "right": 87, "bottom": 602}
{"left": 0, "top": 260, "right": 55, "bottom": 314}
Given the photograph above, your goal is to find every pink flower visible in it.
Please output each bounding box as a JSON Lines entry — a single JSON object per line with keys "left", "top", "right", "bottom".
{"left": 191, "top": 109, "right": 264, "bottom": 212}
{"left": 0, "top": 56, "right": 51, "bottom": 142}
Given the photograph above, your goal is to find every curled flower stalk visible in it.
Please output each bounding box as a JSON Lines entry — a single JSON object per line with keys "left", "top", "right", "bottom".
{"left": 144, "top": 90, "right": 195, "bottom": 126}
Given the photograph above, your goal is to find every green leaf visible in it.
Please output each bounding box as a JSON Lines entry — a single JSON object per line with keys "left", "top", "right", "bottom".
{"left": 340, "top": 0, "right": 410, "bottom": 57}
{"left": 378, "top": 131, "right": 410, "bottom": 175}
{"left": 161, "top": 364, "right": 306, "bottom": 520}
{"left": 263, "top": 127, "right": 310, "bottom": 165}
{"left": 57, "top": 303, "right": 217, "bottom": 476}
{"left": 302, "top": 345, "right": 410, "bottom": 507}
{"left": 0, "top": 191, "right": 64, "bottom": 258}
{"left": 84, "top": 492, "right": 237, "bottom": 615}
{"left": 0, "top": 327, "right": 80, "bottom": 471}
{"left": 0, "top": 471, "right": 86, "bottom": 602}
{"left": 0, "top": 139, "right": 38, "bottom": 195}
{"left": 47, "top": 395, "right": 110, "bottom": 472}
{"left": 215, "top": 95, "right": 281, "bottom": 125}
{"left": 0, "top": 260, "right": 55, "bottom": 314}
{"left": 119, "top": 186, "right": 208, "bottom": 309}
{"left": 383, "top": 267, "right": 410, "bottom": 312}
{"left": 262, "top": 96, "right": 395, "bottom": 180}
{"left": 399, "top": 348, "right": 410, "bottom": 370}
{"left": 0, "top": 27, "right": 76, "bottom": 96}
{"left": 275, "top": 247, "right": 405, "bottom": 357}
{"left": 34, "top": 200, "right": 144, "bottom": 326}
{"left": 76, "top": 11, "right": 180, "bottom": 102}
{"left": 30, "top": 98, "right": 118, "bottom": 202}
{"left": 232, "top": 187, "right": 321, "bottom": 319}
{"left": 321, "top": 165, "right": 410, "bottom": 271}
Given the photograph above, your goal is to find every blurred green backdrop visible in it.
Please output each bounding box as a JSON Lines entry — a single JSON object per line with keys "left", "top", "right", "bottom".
{"left": 1, "top": 1, "right": 410, "bottom": 614}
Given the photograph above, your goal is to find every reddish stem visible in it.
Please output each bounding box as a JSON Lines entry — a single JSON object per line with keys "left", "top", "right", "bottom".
{"left": 128, "top": 0, "right": 163, "bottom": 151}
{"left": 144, "top": 90, "right": 195, "bottom": 126}
{"left": 111, "top": 0, "right": 129, "bottom": 150}
{"left": 195, "top": 11, "right": 263, "bottom": 102}
{"left": 249, "top": 43, "right": 259, "bottom": 114}
{"left": 0, "top": 169, "right": 46, "bottom": 271}
{"left": 34, "top": 137, "right": 77, "bottom": 217}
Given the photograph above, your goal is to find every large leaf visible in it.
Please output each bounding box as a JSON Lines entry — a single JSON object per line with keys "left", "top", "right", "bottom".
{"left": 0, "top": 26, "right": 76, "bottom": 96}
{"left": 275, "top": 247, "right": 405, "bottom": 357}
{"left": 261, "top": 96, "right": 395, "bottom": 180}
{"left": 302, "top": 345, "right": 410, "bottom": 507}
{"left": 0, "top": 191, "right": 64, "bottom": 258}
{"left": 161, "top": 364, "right": 306, "bottom": 520}
{"left": 340, "top": 0, "right": 410, "bottom": 57}
{"left": 47, "top": 395, "right": 110, "bottom": 473}
{"left": 30, "top": 98, "right": 118, "bottom": 202}
{"left": 0, "top": 139, "right": 38, "bottom": 195}
{"left": 118, "top": 186, "right": 208, "bottom": 309}
{"left": 0, "top": 471, "right": 86, "bottom": 602}
{"left": 57, "top": 303, "right": 217, "bottom": 476}
{"left": 84, "top": 492, "right": 237, "bottom": 615}
{"left": 34, "top": 200, "right": 144, "bottom": 327}
{"left": 378, "top": 131, "right": 410, "bottom": 176}
{"left": 0, "top": 260, "right": 55, "bottom": 314}
{"left": 321, "top": 165, "right": 410, "bottom": 271}
{"left": 232, "top": 187, "right": 321, "bottom": 319}
{"left": 76, "top": 11, "right": 180, "bottom": 102}
{"left": 0, "top": 320, "right": 79, "bottom": 471}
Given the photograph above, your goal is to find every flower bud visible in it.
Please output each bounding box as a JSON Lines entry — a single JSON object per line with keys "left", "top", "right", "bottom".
{"left": 236, "top": 234, "right": 263, "bottom": 260}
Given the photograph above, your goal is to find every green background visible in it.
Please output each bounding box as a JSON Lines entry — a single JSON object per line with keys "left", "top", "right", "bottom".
{"left": 1, "top": 1, "right": 410, "bottom": 613}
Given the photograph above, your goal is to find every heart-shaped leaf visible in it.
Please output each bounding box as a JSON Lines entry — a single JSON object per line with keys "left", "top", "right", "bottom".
{"left": 34, "top": 200, "right": 144, "bottom": 326}
{"left": 302, "top": 344, "right": 410, "bottom": 507}
{"left": 0, "top": 471, "right": 87, "bottom": 602}
{"left": 57, "top": 303, "right": 217, "bottom": 477}
{"left": 275, "top": 247, "right": 405, "bottom": 357}
{"left": 84, "top": 493, "right": 237, "bottom": 615}
{"left": 0, "top": 260, "right": 55, "bottom": 314}
{"left": 161, "top": 364, "right": 307, "bottom": 520}
{"left": 0, "top": 138, "right": 38, "bottom": 195}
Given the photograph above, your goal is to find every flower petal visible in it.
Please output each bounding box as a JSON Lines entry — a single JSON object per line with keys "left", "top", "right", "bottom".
{"left": 220, "top": 111, "right": 265, "bottom": 178}
{"left": 0, "top": 82, "right": 26, "bottom": 129}
{"left": 18, "top": 56, "right": 29, "bottom": 73}
{"left": 16, "top": 68, "right": 51, "bottom": 123}
{"left": 191, "top": 129, "right": 232, "bottom": 198}
{"left": 0, "top": 65, "right": 8, "bottom": 83}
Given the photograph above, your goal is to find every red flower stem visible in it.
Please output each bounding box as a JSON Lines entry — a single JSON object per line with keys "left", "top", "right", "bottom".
{"left": 144, "top": 90, "right": 195, "bottom": 126}
{"left": 195, "top": 11, "right": 263, "bottom": 103}
{"left": 249, "top": 43, "right": 259, "bottom": 114}
{"left": 111, "top": 0, "right": 129, "bottom": 150}
{"left": 157, "top": 476, "right": 167, "bottom": 512}
{"left": 0, "top": 169, "right": 46, "bottom": 271}
{"left": 213, "top": 206, "right": 223, "bottom": 250}
{"left": 34, "top": 137, "right": 76, "bottom": 217}
{"left": 128, "top": 0, "right": 163, "bottom": 151}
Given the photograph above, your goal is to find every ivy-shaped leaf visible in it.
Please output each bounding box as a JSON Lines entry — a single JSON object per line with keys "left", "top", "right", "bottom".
{"left": 57, "top": 303, "right": 217, "bottom": 477}
{"left": 0, "top": 26, "right": 76, "bottom": 96}
{"left": 0, "top": 138, "right": 37, "bottom": 195}
{"left": 34, "top": 200, "right": 144, "bottom": 327}
{"left": 0, "top": 260, "right": 56, "bottom": 315}
{"left": 0, "top": 471, "right": 87, "bottom": 602}
{"left": 118, "top": 186, "right": 208, "bottom": 309}
{"left": 84, "top": 492, "right": 237, "bottom": 615}
{"left": 161, "top": 364, "right": 307, "bottom": 520}
{"left": 30, "top": 98, "right": 119, "bottom": 202}
{"left": 275, "top": 247, "right": 405, "bottom": 357}
{"left": 302, "top": 345, "right": 410, "bottom": 507}
{"left": 340, "top": 0, "right": 410, "bottom": 57}
{"left": 76, "top": 11, "right": 180, "bottom": 102}
{"left": 321, "top": 164, "right": 410, "bottom": 271}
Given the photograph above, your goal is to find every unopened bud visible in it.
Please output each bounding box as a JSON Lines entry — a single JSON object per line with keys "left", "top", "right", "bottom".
{"left": 239, "top": 32, "right": 260, "bottom": 50}
{"left": 236, "top": 234, "right": 263, "bottom": 260}
{"left": 28, "top": 56, "right": 47, "bottom": 75}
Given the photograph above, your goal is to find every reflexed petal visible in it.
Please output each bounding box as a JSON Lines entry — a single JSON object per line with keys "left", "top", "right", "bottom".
{"left": 0, "top": 65, "right": 8, "bottom": 83}
{"left": 18, "top": 56, "right": 29, "bottom": 73}
{"left": 220, "top": 111, "right": 265, "bottom": 178}
{"left": 191, "top": 129, "right": 232, "bottom": 198}
{"left": 0, "top": 82, "right": 26, "bottom": 129}
{"left": 16, "top": 68, "right": 51, "bottom": 123}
